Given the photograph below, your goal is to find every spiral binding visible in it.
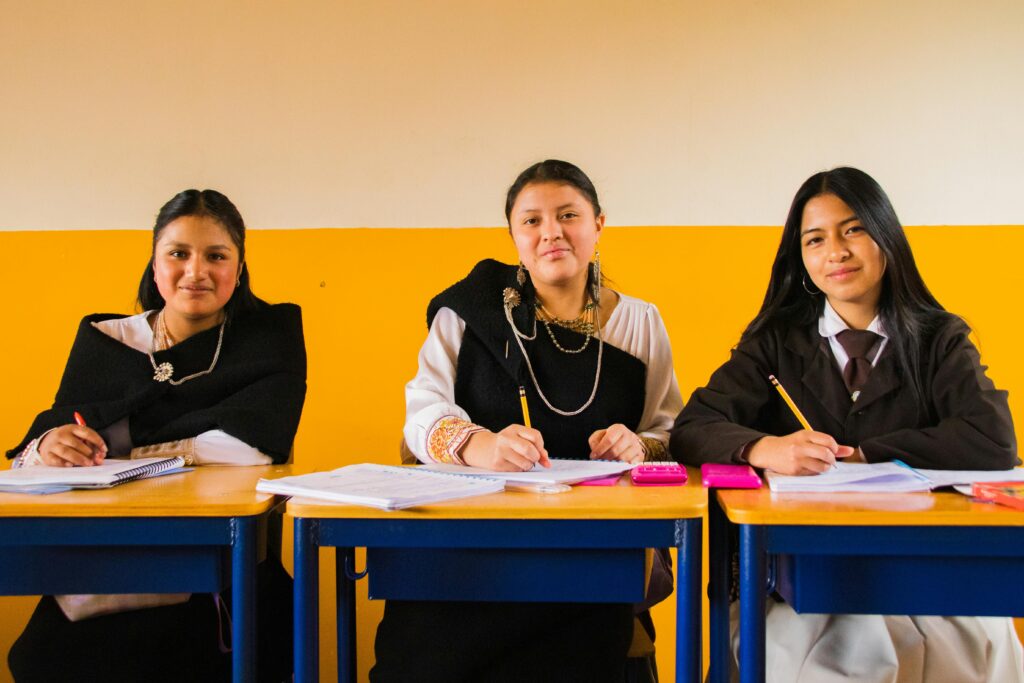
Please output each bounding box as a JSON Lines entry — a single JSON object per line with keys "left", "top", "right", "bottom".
{"left": 112, "top": 456, "right": 186, "bottom": 484}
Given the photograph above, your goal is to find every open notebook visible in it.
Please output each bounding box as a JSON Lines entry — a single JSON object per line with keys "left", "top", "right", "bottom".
{"left": 256, "top": 463, "right": 505, "bottom": 510}
{"left": 0, "top": 456, "right": 187, "bottom": 493}
{"left": 766, "top": 461, "right": 1024, "bottom": 493}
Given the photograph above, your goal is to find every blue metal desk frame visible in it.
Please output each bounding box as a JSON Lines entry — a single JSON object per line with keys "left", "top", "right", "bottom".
{"left": 708, "top": 497, "right": 1024, "bottom": 683}
{"left": 293, "top": 516, "right": 703, "bottom": 683}
{"left": 0, "top": 515, "right": 263, "bottom": 683}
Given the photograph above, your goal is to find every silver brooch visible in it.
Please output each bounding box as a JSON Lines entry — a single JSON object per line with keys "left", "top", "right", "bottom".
{"left": 153, "top": 362, "right": 174, "bottom": 382}
{"left": 503, "top": 287, "right": 521, "bottom": 309}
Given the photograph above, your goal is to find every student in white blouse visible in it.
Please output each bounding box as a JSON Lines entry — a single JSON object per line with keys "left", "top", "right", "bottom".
{"left": 372, "top": 160, "right": 683, "bottom": 683}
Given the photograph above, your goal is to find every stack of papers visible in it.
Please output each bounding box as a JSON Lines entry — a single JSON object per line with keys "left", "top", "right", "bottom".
{"left": 766, "top": 462, "right": 1024, "bottom": 494}
{"left": 256, "top": 463, "right": 505, "bottom": 510}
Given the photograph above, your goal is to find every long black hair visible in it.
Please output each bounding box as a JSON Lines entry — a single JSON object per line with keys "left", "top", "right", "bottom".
{"left": 137, "top": 189, "right": 262, "bottom": 317}
{"left": 742, "top": 167, "right": 952, "bottom": 398}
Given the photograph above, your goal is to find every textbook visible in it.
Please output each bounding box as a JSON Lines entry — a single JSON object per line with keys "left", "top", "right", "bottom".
{"left": 419, "top": 458, "right": 635, "bottom": 486}
{"left": 255, "top": 463, "right": 505, "bottom": 510}
{"left": 766, "top": 461, "right": 1024, "bottom": 494}
{"left": 972, "top": 482, "right": 1024, "bottom": 511}
{"left": 0, "top": 456, "right": 187, "bottom": 493}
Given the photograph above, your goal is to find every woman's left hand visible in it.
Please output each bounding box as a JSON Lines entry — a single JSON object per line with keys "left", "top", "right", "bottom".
{"left": 588, "top": 424, "right": 645, "bottom": 464}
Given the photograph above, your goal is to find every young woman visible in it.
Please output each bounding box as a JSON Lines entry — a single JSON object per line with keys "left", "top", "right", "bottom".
{"left": 671, "top": 167, "right": 1021, "bottom": 681}
{"left": 373, "top": 160, "right": 683, "bottom": 682}
{"left": 6, "top": 189, "right": 306, "bottom": 682}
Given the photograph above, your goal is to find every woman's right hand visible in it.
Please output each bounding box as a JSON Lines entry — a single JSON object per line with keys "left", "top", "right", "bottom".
{"left": 460, "top": 425, "right": 550, "bottom": 471}
{"left": 37, "top": 425, "right": 107, "bottom": 467}
{"left": 746, "top": 431, "right": 854, "bottom": 475}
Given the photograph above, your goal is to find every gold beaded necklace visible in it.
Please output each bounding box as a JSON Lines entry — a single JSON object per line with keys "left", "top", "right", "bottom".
{"left": 534, "top": 296, "right": 596, "bottom": 354}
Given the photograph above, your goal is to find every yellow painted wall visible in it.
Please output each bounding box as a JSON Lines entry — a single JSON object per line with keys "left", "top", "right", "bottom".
{"left": 1, "top": 225, "right": 1022, "bottom": 681}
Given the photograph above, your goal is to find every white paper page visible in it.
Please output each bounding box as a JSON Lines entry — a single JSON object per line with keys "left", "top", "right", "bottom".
{"left": 767, "top": 462, "right": 931, "bottom": 493}
{"left": 917, "top": 468, "right": 1024, "bottom": 489}
{"left": 419, "top": 458, "right": 634, "bottom": 485}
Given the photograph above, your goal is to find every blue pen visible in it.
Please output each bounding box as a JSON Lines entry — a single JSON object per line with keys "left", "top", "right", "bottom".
{"left": 892, "top": 459, "right": 933, "bottom": 483}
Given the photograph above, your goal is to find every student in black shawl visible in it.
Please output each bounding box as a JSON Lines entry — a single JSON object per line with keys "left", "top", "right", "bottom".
{"left": 6, "top": 189, "right": 306, "bottom": 683}
{"left": 373, "top": 160, "right": 683, "bottom": 683}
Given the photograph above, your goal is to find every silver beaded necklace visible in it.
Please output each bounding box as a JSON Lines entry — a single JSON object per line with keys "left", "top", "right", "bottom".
{"left": 148, "top": 310, "right": 226, "bottom": 385}
{"left": 503, "top": 288, "right": 603, "bottom": 417}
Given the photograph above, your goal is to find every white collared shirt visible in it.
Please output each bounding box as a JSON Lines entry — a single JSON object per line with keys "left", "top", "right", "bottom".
{"left": 817, "top": 300, "right": 889, "bottom": 376}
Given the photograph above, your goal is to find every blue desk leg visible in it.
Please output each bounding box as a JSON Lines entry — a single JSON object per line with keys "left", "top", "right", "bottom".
{"left": 232, "top": 516, "right": 257, "bottom": 683}
{"left": 707, "top": 495, "right": 730, "bottom": 683}
{"left": 294, "top": 518, "right": 319, "bottom": 683}
{"left": 676, "top": 518, "right": 702, "bottom": 682}
{"left": 738, "top": 525, "right": 766, "bottom": 683}
{"left": 337, "top": 547, "right": 357, "bottom": 683}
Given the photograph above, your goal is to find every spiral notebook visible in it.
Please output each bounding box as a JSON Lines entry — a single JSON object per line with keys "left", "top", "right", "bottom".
{"left": 0, "top": 456, "right": 187, "bottom": 493}
{"left": 256, "top": 463, "right": 505, "bottom": 510}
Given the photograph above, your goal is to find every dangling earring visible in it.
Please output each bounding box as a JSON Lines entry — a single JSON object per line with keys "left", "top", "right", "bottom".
{"left": 236, "top": 278, "right": 241, "bottom": 287}
{"left": 590, "top": 250, "right": 602, "bottom": 306}
{"left": 802, "top": 274, "right": 820, "bottom": 295}
{"left": 516, "top": 261, "right": 526, "bottom": 287}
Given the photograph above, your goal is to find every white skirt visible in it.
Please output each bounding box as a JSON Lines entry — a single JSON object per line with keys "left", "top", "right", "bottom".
{"left": 729, "top": 601, "right": 1024, "bottom": 683}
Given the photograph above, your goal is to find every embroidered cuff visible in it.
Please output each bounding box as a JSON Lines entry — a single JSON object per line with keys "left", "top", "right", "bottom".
{"left": 13, "top": 437, "right": 44, "bottom": 469}
{"left": 130, "top": 438, "right": 197, "bottom": 466}
{"left": 426, "top": 416, "right": 484, "bottom": 465}
{"left": 639, "top": 436, "right": 669, "bottom": 462}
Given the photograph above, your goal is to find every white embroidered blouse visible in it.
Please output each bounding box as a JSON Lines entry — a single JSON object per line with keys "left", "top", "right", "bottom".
{"left": 404, "top": 293, "right": 683, "bottom": 464}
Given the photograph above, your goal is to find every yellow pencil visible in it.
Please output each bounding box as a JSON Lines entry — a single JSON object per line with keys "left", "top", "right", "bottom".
{"left": 768, "top": 375, "right": 812, "bottom": 431}
{"left": 518, "top": 386, "right": 532, "bottom": 428}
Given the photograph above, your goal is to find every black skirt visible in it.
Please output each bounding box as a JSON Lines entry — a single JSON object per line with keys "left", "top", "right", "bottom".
{"left": 8, "top": 557, "right": 293, "bottom": 683}
{"left": 371, "top": 599, "right": 633, "bottom": 683}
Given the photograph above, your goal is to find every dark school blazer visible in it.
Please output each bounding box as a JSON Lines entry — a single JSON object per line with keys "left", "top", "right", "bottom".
{"left": 670, "top": 316, "right": 1017, "bottom": 470}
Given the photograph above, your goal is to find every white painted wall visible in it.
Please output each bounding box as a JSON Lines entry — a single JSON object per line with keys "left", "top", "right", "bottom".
{"left": 2, "top": 0, "right": 1021, "bottom": 229}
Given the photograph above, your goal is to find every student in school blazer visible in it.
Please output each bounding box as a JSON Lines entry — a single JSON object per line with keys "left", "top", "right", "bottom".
{"left": 670, "top": 167, "right": 1022, "bottom": 683}
{"left": 671, "top": 315, "right": 1017, "bottom": 472}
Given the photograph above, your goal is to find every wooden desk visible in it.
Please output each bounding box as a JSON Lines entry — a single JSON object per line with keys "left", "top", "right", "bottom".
{"left": 288, "top": 473, "right": 707, "bottom": 683}
{"left": 710, "top": 488, "right": 1024, "bottom": 683}
{"left": 0, "top": 464, "right": 291, "bottom": 683}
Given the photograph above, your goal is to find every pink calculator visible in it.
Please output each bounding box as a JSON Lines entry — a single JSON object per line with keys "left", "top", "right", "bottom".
{"left": 630, "top": 463, "right": 688, "bottom": 486}
{"left": 700, "top": 463, "right": 762, "bottom": 488}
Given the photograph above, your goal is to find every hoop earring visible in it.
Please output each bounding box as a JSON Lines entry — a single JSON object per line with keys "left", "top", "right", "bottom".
{"left": 590, "top": 250, "right": 602, "bottom": 305}
{"left": 516, "top": 261, "right": 526, "bottom": 287}
{"left": 802, "top": 274, "right": 820, "bottom": 296}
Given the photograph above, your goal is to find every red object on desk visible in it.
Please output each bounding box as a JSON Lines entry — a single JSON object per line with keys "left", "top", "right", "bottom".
{"left": 972, "top": 482, "right": 1024, "bottom": 510}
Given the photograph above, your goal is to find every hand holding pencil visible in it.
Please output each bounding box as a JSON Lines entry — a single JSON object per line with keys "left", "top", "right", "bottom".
{"left": 458, "top": 387, "right": 550, "bottom": 472}
{"left": 743, "top": 375, "right": 854, "bottom": 475}
{"left": 35, "top": 411, "right": 107, "bottom": 468}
